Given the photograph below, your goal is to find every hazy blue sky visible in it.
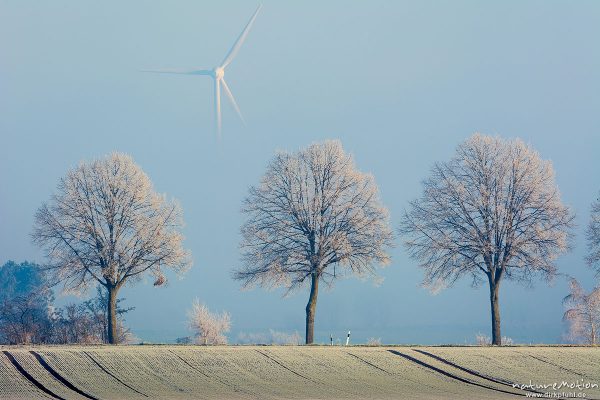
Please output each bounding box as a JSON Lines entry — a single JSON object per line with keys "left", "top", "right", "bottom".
{"left": 1, "top": 0, "right": 599, "bottom": 344}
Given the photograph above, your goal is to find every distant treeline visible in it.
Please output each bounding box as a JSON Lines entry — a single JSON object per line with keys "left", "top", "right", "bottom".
{"left": 0, "top": 261, "right": 134, "bottom": 345}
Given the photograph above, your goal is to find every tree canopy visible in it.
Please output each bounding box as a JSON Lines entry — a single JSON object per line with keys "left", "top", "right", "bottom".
{"left": 400, "top": 134, "right": 574, "bottom": 344}
{"left": 32, "top": 152, "right": 191, "bottom": 343}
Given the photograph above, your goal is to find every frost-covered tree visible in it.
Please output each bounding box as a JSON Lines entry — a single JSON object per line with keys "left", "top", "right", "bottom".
{"left": 563, "top": 278, "right": 600, "bottom": 345}
{"left": 187, "top": 300, "right": 231, "bottom": 345}
{"left": 400, "top": 134, "right": 573, "bottom": 345}
{"left": 32, "top": 153, "right": 191, "bottom": 344}
{"left": 234, "top": 140, "right": 393, "bottom": 344}
{"left": 587, "top": 192, "right": 600, "bottom": 273}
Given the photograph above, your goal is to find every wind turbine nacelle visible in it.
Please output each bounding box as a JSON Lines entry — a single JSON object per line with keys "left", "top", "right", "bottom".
{"left": 146, "top": 4, "right": 260, "bottom": 137}
{"left": 213, "top": 67, "right": 225, "bottom": 79}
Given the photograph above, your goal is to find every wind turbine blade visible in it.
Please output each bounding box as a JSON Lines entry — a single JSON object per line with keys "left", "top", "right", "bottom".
{"left": 220, "top": 79, "right": 245, "bottom": 125}
{"left": 220, "top": 4, "right": 262, "bottom": 68}
{"left": 141, "top": 68, "right": 212, "bottom": 75}
{"left": 215, "top": 79, "right": 222, "bottom": 137}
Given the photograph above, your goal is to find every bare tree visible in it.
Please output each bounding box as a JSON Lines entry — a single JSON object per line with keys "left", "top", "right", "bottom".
{"left": 32, "top": 153, "right": 191, "bottom": 344}
{"left": 51, "top": 303, "right": 100, "bottom": 344}
{"left": 234, "top": 140, "right": 393, "bottom": 344}
{"left": 187, "top": 300, "right": 231, "bottom": 345}
{"left": 51, "top": 287, "right": 134, "bottom": 344}
{"left": 0, "top": 291, "right": 53, "bottom": 344}
{"left": 82, "top": 286, "right": 135, "bottom": 344}
{"left": 400, "top": 134, "right": 573, "bottom": 345}
{"left": 563, "top": 278, "right": 600, "bottom": 345}
{"left": 587, "top": 192, "right": 600, "bottom": 273}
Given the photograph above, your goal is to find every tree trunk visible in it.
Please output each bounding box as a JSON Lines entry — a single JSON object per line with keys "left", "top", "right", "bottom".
{"left": 305, "top": 273, "right": 319, "bottom": 344}
{"left": 107, "top": 285, "right": 119, "bottom": 344}
{"left": 489, "top": 281, "right": 501, "bottom": 346}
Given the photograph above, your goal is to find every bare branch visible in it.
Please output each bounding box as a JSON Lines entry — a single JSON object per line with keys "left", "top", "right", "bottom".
{"left": 399, "top": 134, "right": 574, "bottom": 290}
{"left": 234, "top": 140, "right": 394, "bottom": 291}
{"left": 31, "top": 152, "right": 192, "bottom": 295}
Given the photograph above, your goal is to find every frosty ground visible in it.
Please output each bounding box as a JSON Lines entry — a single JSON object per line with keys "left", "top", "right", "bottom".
{"left": 0, "top": 345, "right": 598, "bottom": 400}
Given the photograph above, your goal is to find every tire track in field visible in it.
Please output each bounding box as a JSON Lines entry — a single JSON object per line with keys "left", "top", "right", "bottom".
{"left": 527, "top": 353, "right": 587, "bottom": 377}
{"left": 122, "top": 352, "right": 188, "bottom": 395}
{"left": 388, "top": 350, "right": 526, "bottom": 397}
{"left": 412, "top": 350, "right": 513, "bottom": 385}
{"left": 348, "top": 351, "right": 446, "bottom": 394}
{"left": 403, "top": 350, "right": 599, "bottom": 400}
{"left": 346, "top": 352, "right": 393, "bottom": 375}
{"left": 255, "top": 349, "right": 359, "bottom": 397}
{"left": 167, "top": 349, "right": 256, "bottom": 398}
{"left": 2, "top": 351, "right": 66, "bottom": 400}
{"left": 30, "top": 351, "right": 100, "bottom": 400}
{"left": 525, "top": 353, "right": 600, "bottom": 400}
{"left": 412, "top": 349, "right": 545, "bottom": 396}
{"left": 254, "top": 350, "right": 315, "bottom": 382}
{"left": 82, "top": 351, "right": 148, "bottom": 398}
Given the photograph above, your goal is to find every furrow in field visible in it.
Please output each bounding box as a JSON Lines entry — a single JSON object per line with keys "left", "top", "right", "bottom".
{"left": 256, "top": 347, "right": 379, "bottom": 398}
{"left": 252, "top": 347, "right": 362, "bottom": 397}
{"left": 7, "top": 350, "right": 89, "bottom": 400}
{"left": 507, "top": 349, "right": 577, "bottom": 383}
{"left": 34, "top": 349, "right": 151, "bottom": 400}
{"left": 337, "top": 349, "right": 446, "bottom": 399}
{"left": 164, "top": 347, "right": 262, "bottom": 399}
{"left": 530, "top": 347, "right": 600, "bottom": 379}
{"left": 3, "top": 346, "right": 599, "bottom": 400}
{"left": 200, "top": 346, "right": 328, "bottom": 399}
{"left": 2, "top": 351, "right": 64, "bottom": 400}
{"left": 255, "top": 349, "right": 314, "bottom": 382}
{"left": 264, "top": 346, "right": 487, "bottom": 399}
{"left": 125, "top": 349, "right": 198, "bottom": 395}
{"left": 423, "top": 346, "right": 588, "bottom": 392}
{"left": 409, "top": 348, "right": 600, "bottom": 400}
{"left": 166, "top": 348, "right": 256, "bottom": 398}
{"left": 411, "top": 348, "right": 581, "bottom": 399}
{"left": 30, "top": 352, "right": 99, "bottom": 400}
{"left": 346, "top": 351, "right": 393, "bottom": 375}
{"left": 527, "top": 353, "right": 585, "bottom": 376}
{"left": 82, "top": 349, "right": 192, "bottom": 399}
{"left": 388, "top": 349, "right": 524, "bottom": 398}
{"left": 355, "top": 347, "right": 489, "bottom": 399}
{"left": 82, "top": 351, "right": 148, "bottom": 398}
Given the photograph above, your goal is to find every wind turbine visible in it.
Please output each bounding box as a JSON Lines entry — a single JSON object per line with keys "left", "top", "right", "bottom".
{"left": 143, "top": 5, "right": 261, "bottom": 137}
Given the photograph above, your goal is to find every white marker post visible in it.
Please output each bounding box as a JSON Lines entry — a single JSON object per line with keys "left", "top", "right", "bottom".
{"left": 345, "top": 331, "right": 351, "bottom": 346}
{"left": 330, "top": 334, "right": 333, "bottom": 346}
